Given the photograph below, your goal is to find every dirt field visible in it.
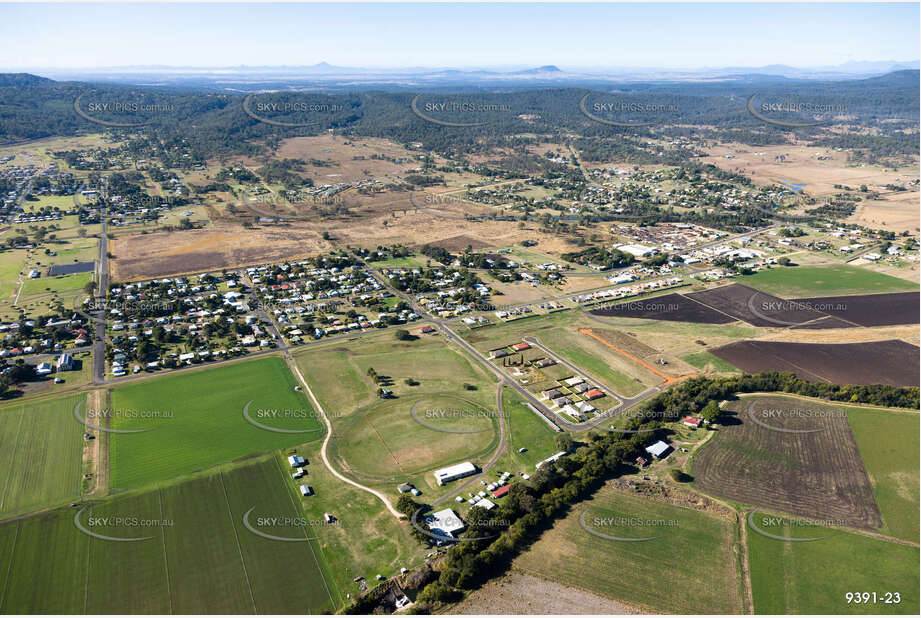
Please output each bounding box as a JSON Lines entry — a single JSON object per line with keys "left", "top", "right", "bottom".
{"left": 686, "top": 284, "right": 828, "bottom": 327}
{"left": 694, "top": 396, "right": 883, "bottom": 530}
{"left": 450, "top": 571, "right": 645, "bottom": 615}
{"left": 848, "top": 193, "right": 921, "bottom": 234}
{"left": 271, "top": 134, "right": 421, "bottom": 184}
{"left": 710, "top": 339, "right": 920, "bottom": 386}
{"left": 110, "top": 224, "right": 329, "bottom": 281}
{"left": 794, "top": 292, "right": 919, "bottom": 327}
{"left": 591, "top": 292, "right": 736, "bottom": 324}
{"left": 701, "top": 142, "right": 918, "bottom": 199}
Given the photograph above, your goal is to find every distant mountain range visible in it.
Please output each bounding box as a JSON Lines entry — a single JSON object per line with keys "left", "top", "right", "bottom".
{"left": 17, "top": 60, "right": 919, "bottom": 92}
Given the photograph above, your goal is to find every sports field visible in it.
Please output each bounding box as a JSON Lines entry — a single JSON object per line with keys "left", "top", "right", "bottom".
{"left": 0, "top": 457, "right": 337, "bottom": 613}
{"left": 109, "top": 357, "right": 323, "bottom": 489}
{"left": 0, "top": 393, "right": 86, "bottom": 519}
{"left": 740, "top": 264, "right": 917, "bottom": 297}
{"left": 514, "top": 487, "right": 743, "bottom": 614}
{"left": 747, "top": 517, "right": 919, "bottom": 614}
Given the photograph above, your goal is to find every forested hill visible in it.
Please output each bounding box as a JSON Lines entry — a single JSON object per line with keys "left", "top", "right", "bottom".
{"left": 0, "top": 70, "right": 917, "bottom": 160}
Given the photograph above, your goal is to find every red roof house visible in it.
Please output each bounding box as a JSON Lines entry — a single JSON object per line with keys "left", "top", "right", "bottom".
{"left": 584, "top": 388, "right": 604, "bottom": 400}
{"left": 492, "top": 484, "right": 510, "bottom": 499}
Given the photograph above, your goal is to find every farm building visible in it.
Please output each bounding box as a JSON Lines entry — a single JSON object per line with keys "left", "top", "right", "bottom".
{"left": 425, "top": 508, "right": 465, "bottom": 539}
{"left": 645, "top": 440, "right": 671, "bottom": 459}
{"left": 299, "top": 484, "right": 314, "bottom": 496}
{"left": 492, "top": 484, "right": 511, "bottom": 499}
{"left": 288, "top": 455, "right": 306, "bottom": 468}
{"left": 433, "top": 461, "right": 478, "bottom": 485}
{"left": 489, "top": 349, "right": 509, "bottom": 359}
{"left": 536, "top": 451, "right": 568, "bottom": 469}
{"left": 35, "top": 362, "right": 52, "bottom": 375}
{"left": 397, "top": 483, "right": 413, "bottom": 493}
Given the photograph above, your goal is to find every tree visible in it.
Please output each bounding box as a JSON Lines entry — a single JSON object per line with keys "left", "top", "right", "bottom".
{"left": 555, "top": 433, "right": 575, "bottom": 453}
{"left": 777, "top": 256, "right": 792, "bottom": 266}
{"left": 700, "top": 400, "right": 721, "bottom": 424}
{"left": 394, "top": 329, "right": 411, "bottom": 341}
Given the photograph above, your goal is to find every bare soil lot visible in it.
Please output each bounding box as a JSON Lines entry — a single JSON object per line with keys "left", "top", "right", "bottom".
{"left": 686, "top": 283, "right": 828, "bottom": 327}
{"left": 110, "top": 224, "right": 329, "bottom": 281}
{"left": 591, "top": 292, "right": 736, "bottom": 324}
{"left": 710, "top": 339, "right": 920, "bottom": 386}
{"left": 795, "top": 292, "right": 919, "bottom": 327}
{"left": 694, "top": 396, "right": 883, "bottom": 530}
{"left": 450, "top": 571, "right": 644, "bottom": 615}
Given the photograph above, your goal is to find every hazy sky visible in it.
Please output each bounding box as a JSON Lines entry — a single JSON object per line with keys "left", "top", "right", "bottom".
{"left": 0, "top": 2, "right": 918, "bottom": 70}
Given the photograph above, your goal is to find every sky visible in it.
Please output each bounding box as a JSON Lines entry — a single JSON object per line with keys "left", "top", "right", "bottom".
{"left": 0, "top": 2, "right": 918, "bottom": 70}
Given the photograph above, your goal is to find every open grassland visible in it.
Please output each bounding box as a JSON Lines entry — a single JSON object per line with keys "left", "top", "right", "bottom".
{"left": 681, "top": 351, "right": 740, "bottom": 373}
{"left": 109, "top": 357, "right": 323, "bottom": 489}
{"left": 296, "top": 331, "right": 499, "bottom": 494}
{"left": 0, "top": 393, "right": 86, "bottom": 519}
{"left": 748, "top": 519, "right": 919, "bottom": 614}
{"left": 333, "top": 393, "right": 498, "bottom": 479}
{"left": 740, "top": 264, "right": 917, "bottom": 297}
{"left": 491, "top": 388, "right": 562, "bottom": 473}
{"left": 846, "top": 406, "right": 919, "bottom": 542}
{"left": 514, "top": 487, "right": 743, "bottom": 614}
{"left": 0, "top": 456, "right": 337, "bottom": 613}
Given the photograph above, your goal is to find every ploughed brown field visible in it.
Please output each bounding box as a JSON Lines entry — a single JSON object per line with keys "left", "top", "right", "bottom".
{"left": 709, "top": 339, "right": 920, "bottom": 386}
{"left": 694, "top": 396, "right": 883, "bottom": 530}
{"left": 793, "top": 292, "right": 920, "bottom": 327}
{"left": 590, "top": 292, "right": 736, "bottom": 324}
{"left": 591, "top": 285, "right": 920, "bottom": 329}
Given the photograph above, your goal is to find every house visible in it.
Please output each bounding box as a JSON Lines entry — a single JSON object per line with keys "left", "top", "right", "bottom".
{"left": 534, "top": 358, "right": 555, "bottom": 368}
{"left": 56, "top": 352, "right": 74, "bottom": 371}
{"left": 425, "top": 508, "right": 465, "bottom": 539}
{"left": 433, "top": 461, "right": 477, "bottom": 486}
{"left": 299, "top": 484, "right": 313, "bottom": 496}
{"left": 512, "top": 342, "right": 530, "bottom": 352}
{"left": 563, "top": 376, "right": 584, "bottom": 387}
{"left": 489, "top": 349, "right": 509, "bottom": 359}
{"left": 584, "top": 388, "right": 604, "bottom": 400}
{"left": 288, "top": 455, "right": 306, "bottom": 468}
{"left": 397, "top": 483, "right": 413, "bottom": 494}
{"left": 35, "top": 362, "right": 53, "bottom": 375}
{"left": 645, "top": 440, "right": 671, "bottom": 459}
{"left": 683, "top": 416, "right": 703, "bottom": 428}
{"left": 417, "top": 325, "right": 436, "bottom": 334}
{"left": 541, "top": 388, "right": 562, "bottom": 400}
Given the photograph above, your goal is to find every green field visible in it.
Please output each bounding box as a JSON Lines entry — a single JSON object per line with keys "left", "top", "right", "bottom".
{"left": 19, "top": 271, "right": 93, "bottom": 298}
{"left": 514, "top": 487, "right": 744, "bottom": 613}
{"left": 0, "top": 393, "right": 86, "bottom": 519}
{"left": 109, "top": 357, "right": 323, "bottom": 489}
{"left": 740, "top": 264, "right": 918, "bottom": 297}
{"left": 491, "top": 387, "right": 561, "bottom": 473}
{"left": 333, "top": 393, "right": 498, "bottom": 480}
{"left": 847, "top": 407, "right": 919, "bottom": 542}
{"left": 0, "top": 457, "right": 337, "bottom": 613}
{"left": 681, "top": 351, "right": 740, "bottom": 373}
{"left": 748, "top": 517, "right": 919, "bottom": 614}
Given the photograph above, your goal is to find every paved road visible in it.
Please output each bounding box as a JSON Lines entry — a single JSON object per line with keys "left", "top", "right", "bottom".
{"left": 91, "top": 183, "right": 108, "bottom": 385}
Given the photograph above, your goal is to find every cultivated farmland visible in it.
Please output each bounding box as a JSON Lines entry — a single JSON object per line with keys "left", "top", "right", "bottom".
{"left": 709, "top": 339, "right": 920, "bottom": 387}
{"left": 0, "top": 393, "right": 86, "bottom": 519}
{"left": 0, "top": 457, "right": 337, "bottom": 614}
{"left": 108, "top": 357, "right": 323, "bottom": 489}
{"left": 693, "top": 395, "right": 883, "bottom": 530}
